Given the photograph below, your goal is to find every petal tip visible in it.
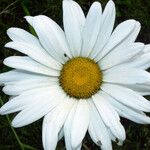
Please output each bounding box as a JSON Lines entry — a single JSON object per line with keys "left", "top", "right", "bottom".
{"left": 7, "top": 27, "right": 14, "bottom": 35}
{"left": 0, "top": 105, "right": 9, "bottom": 115}
{"left": 24, "top": 16, "right": 34, "bottom": 26}
{"left": 63, "top": 0, "right": 72, "bottom": 4}
{"left": 4, "top": 42, "right": 11, "bottom": 48}
{"left": 0, "top": 107, "right": 5, "bottom": 115}
{"left": 11, "top": 119, "right": 20, "bottom": 128}
{"left": 108, "top": 0, "right": 115, "bottom": 6}
{"left": 136, "top": 21, "right": 141, "bottom": 26}
{"left": 3, "top": 58, "right": 8, "bottom": 66}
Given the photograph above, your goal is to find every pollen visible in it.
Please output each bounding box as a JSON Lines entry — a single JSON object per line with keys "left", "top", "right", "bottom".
{"left": 59, "top": 57, "right": 103, "bottom": 99}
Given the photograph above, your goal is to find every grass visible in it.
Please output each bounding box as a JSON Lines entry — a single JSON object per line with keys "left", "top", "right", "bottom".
{"left": 0, "top": 0, "right": 150, "bottom": 149}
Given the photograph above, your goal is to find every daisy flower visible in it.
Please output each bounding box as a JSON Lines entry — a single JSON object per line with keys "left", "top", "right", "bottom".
{"left": 1, "top": 0, "right": 150, "bottom": 149}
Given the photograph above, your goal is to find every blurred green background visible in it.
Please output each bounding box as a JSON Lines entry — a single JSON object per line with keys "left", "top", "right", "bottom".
{"left": 0, "top": 0, "right": 150, "bottom": 149}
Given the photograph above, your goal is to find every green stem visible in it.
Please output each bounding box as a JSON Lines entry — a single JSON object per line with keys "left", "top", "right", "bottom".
{"left": 0, "top": 98, "right": 25, "bottom": 150}
{"left": 21, "top": 2, "right": 36, "bottom": 35}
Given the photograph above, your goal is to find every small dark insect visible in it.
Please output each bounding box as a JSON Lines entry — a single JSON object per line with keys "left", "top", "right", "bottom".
{"left": 64, "top": 53, "right": 67, "bottom": 57}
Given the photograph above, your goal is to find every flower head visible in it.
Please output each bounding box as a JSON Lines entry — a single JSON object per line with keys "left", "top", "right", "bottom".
{"left": 1, "top": 0, "right": 150, "bottom": 150}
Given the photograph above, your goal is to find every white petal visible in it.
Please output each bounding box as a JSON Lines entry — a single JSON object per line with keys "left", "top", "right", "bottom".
{"left": 2, "top": 77, "right": 58, "bottom": 95}
{"left": 63, "top": 0, "right": 85, "bottom": 57}
{"left": 95, "top": 19, "right": 136, "bottom": 61}
{"left": 0, "top": 70, "right": 36, "bottom": 85}
{"left": 124, "top": 53, "right": 150, "bottom": 70}
{"left": 93, "top": 92, "right": 125, "bottom": 142}
{"left": 0, "top": 70, "right": 56, "bottom": 86}
{"left": 7, "top": 27, "right": 39, "bottom": 44}
{"left": 104, "top": 21, "right": 140, "bottom": 51}
{"left": 81, "top": 2, "right": 102, "bottom": 57}
{"left": 103, "top": 68, "right": 150, "bottom": 84}
{"left": 64, "top": 103, "right": 77, "bottom": 150}
{"left": 6, "top": 27, "right": 61, "bottom": 69}
{"left": 122, "top": 83, "right": 150, "bottom": 96}
{"left": 88, "top": 101, "right": 112, "bottom": 150}
{"left": 101, "top": 83, "right": 150, "bottom": 112}
{"left": 121, "top": 21, "right": 141, "bottom": 43}
{"left": 0, "top": 86, "right": 63, "bottom": 114}
{"left": 64, "top": 100, "right": 78, "bottom": 150}
{"left": 118, "top": 109, "right": 150, "bottom": 124}
{"left": 0, "top": 87, "right": 54, "bottom": 114}
{"left": 106, "top": 52, "right": 150, "bottom": 71}
{"left": 90, "top": 0, "right": 116, "bottom": 59}
{"left": 99, "top": 42, "right": 144, "bottom": 70}
{"left": 5, "top": 41, "right": 61, "bottom": 70}
{"left": 143, "top": 44, "right": 150, "bottom": 53}
{"left": 25, "top": 15, "right": 72, "bottom": 63}
{"left": 0, "top": 97, "right": 26, "bottom": 115}
{"left": 11, "top": 101, "right": 61, "bottom": 128}
{"left": 42, "top": 99, "right": 75, "bottom": 150}
{"left": 9, "top": 85, "right": 65, "bottom": 127}
{"left": 106, "top": 94, "right": 150, "bottom": 124}
{"left": 71, "top": 100, "right": 90, "bottom": 148}
{"left": 4, "top": 56, "right": 59, "bottom": 76}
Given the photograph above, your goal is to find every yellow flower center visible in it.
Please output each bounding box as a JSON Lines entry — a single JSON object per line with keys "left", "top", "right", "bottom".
{"left": 59, "top": 57, "right": 103, "bottom": 99}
